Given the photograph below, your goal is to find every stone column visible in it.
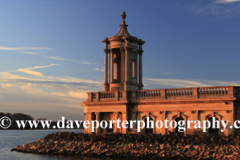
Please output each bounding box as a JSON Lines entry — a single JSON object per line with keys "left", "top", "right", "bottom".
{"left": 138, "top": 40, "right": 144, "bottom": 90}
{"left": 134, "top": 112, "right": 138, "bottom": 129}
{"left": 226, "top": 110, "right": 233, "bottom": 135}
{"left": 138, "top": 50, "right": 143, "bottom": 90}
{"left": 85, "top": 112, "right": 92, "bottom": 134}
{"left": 214, "top": 113, "right": 222, "bottom": 134}
{"left": 131, "top": 112, "right": 137, "bottom": 132}
{"left": 103, "top": 50, "right": 109, "bottom": 91}
{"left": 109, "top": 49, "right": 114, "bottom": 84}
{"left": 102, "top": 38, "right": 109, "bottom": 91}
{"left": 135, "top": 59, "right": 137, "bottom": 80}
{"left": 95, "top": 112, "right": 100, "bottom": 134}
{"left": 114, "top": 112, "right": 119, "bottom": 133}
{"left": 159, "top": 111, "right": 165, "bottom": 135}
{"left": 124, "top": 47, "right": 130, "bottom": 90}
{"left": 137, "top": 112, "right": 142, "bottom": 132}
{"left": 121, "top": 111, "right": 127, "bottom": 134}
{"left": 120, "top": 48, "right": 125, "bottom": 90}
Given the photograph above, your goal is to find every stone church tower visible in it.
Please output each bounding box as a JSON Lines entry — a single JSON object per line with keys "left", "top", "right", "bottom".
{"left": 102, "top": 11, "right": 145, "bottom": 92}
{"left": 82, "top": 11, "right": 240, "bottom": 136}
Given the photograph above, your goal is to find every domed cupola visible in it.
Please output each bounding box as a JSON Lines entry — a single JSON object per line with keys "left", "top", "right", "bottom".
{"left": 102, "top": 11, "right": 145, "bottom": 91}
{"left": 109, "top": 11, "right": 139, "bottom": 43}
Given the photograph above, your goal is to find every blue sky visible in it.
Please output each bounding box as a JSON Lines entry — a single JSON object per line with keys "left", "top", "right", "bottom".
{"left": 0, "top": 0, "right": 240, "bottom": 120}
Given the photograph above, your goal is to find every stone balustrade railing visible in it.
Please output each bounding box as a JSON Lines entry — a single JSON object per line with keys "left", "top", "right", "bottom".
{"left": 198, "top": 87, "right": 228, "bottom": 96}
{"left": 86, "top": 86, "right": 239, "bottom": 102}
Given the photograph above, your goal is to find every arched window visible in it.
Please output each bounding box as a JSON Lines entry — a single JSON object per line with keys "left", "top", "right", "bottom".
{"left": 114, "top": 62, "right": 118, "bottom": 79}
{"left": 132, "top": 61, "right": 136, "bottom": 78}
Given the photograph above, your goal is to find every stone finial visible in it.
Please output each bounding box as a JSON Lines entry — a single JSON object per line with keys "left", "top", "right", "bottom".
{"left": 139, "top": 39, "right": 145, "bottom": 46}
{"left": 121, "top": 11, "right": 126, "bottom": 21}
{"left": 102, "top": 37, "right": 109, "bottom": 44}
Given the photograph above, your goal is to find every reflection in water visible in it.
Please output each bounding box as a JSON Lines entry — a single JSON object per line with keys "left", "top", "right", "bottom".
{"left": 0, "top": 130, "right": 106, "bottom": 160}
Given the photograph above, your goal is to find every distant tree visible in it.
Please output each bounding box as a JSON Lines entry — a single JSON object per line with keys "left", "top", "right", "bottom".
{"left": 37, "top": 118, "right": 47, "bottom": 120}
{"left": 13, "top": 113, "right": 33, "bottom": 120}
{"left": 0, "top": 112, "right": 34, "bottom": 129}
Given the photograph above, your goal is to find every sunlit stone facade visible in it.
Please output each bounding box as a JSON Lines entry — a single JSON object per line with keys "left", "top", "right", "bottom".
{"left": 81, "top": 11, "right": 240, "bottom": 135}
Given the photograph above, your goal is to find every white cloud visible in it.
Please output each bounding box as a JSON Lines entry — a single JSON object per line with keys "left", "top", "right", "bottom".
{"left": 47, "top": 57, "right": 98, "bottom": 65}
{"left": 0, "top": 46, "right": 54, "bottom": 50}
{"left": 16, "top": 64, "right": 59, "bottom": 77}
{"left": 1, "top": 83, "right": 13, "bottom": 88}
{"left": 26, "top": 64, "right": 59, "bottom": 70}
{"left": 0, "top": 71, "right": 102, "bottom": 87}
{"left": 144, "top": 78, "right": 240, "bottom": 89}
{"left": 20, "top": 83, "right": 32, "bottom": 90}
{"left": 80, "top": 61, "right": 91, "bottom": 64}
{"left": 95, "top": 67, "right": 104, "bottom": 72}
{"left": 0, "top": 83, "right": 85, "bottom": 120}
{"left": 69, "top": 91, "right": 88, "bottom": 99}
{"left": 47, "top": 56, "right": 73, "bottom": 61}
{"left": 21, "top": 52, "right": 40, "bottom": 55}
{"left": 17, "top": 69, "right": 43, "bottom": 77}
{"left": 0, "top": 64, "right": 103, "bottom": 120}
{"left": 50, "top": 92, "right": 68, "bottom": 97}
{"left": 144, "top": 78, "right": 209, "bottom": 88}
{"left": 216, "top": 0, "right": 240, "bottom": 3}
{"left": 188, "top": 1, "right": 240, "bottom": 17}
{"left": 78, "top": 61, "right": 97, "bottom": 65}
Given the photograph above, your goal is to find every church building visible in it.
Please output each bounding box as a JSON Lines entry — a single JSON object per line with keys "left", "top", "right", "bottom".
{"left": 81, "top": 11, "right": 240, "bottom": 135}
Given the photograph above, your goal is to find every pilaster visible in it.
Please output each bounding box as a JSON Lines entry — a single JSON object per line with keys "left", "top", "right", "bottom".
{"left": 109, "top": 49, "right": 114, "bottom": 84}
{"left": 114, "top": 112, "right": 119, "bottom": 133}
{"left": 102, "top": 37, "right": 110, "bottom": 91}
{"left": 95, "top": 112, "right": 100, "bottom": 134}
{"left": 121, "top": 111, "right": 127, "bottom": 134}
{"left": 124, "top": 47, "right": 131, "bottom": 90}
{"left": 138, "top": 49, "right": 143, "bottom": 90}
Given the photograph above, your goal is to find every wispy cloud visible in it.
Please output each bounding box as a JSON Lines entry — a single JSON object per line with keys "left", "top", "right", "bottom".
{"left": 0, "top": 46, "right": 54, "bottom": 51}
{"left": 0, "top": 64, "right": 102, "bottom": 90}
{"left": 47, "top": 56, "right": 73, "bottom": 61}
{"left": 216, "top": 0, "right": 240, "bottom": 3}
{"left": 188, "top": 0, "right": 240, "bottom": 17}
{"left": 17, "top": 69, "right": 43, "bottom": 77}
{"left": 144, "top": 78, "right": 209, "bottom": 88}
{"left": 80, "top": 62, "right": 90, "bottom": 64}
{"left": 0, "top": 66, "right": 102, "bottom": 120}
{"left": 21, "top": 52, "right": 40, "bottom": 55}
{"left": 0, "top": 68, "right": 101, "bottom": 121}
{"left": 16, "top": 64, "right": 59, "bottom": 77}
{"left": 25, "top": 64, "right": 59, "bottom": 70}
{"left": 77, "top": 61, "right": 98, "bottom": 65}
{"left": 144, "top": 78, "right": 240, "bottom": 89}
{"left": 69, "top": 90, "right": 88, "bottom": 99}
{"left": 47, "top": 56, "right": 97, "bottom": 65}
{"left": 0, "top": 82, "right": 85, "bottom": 120}
{"left": 95, "top": 67, "right": 104, "bottom": 72}
{"left": 1, "top": 83, "right": 13, "bottom": 88}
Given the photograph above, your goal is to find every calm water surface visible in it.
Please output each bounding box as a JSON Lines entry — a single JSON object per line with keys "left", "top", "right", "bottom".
{"left": 0, "top": 130, "right": 103, "bottom": 160}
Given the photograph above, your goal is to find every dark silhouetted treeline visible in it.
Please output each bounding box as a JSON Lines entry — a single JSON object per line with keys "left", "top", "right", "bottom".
{"left": 0, "top": 112, "right": 33, "bottom": 129}
{"left": 0, "top": 112, "right": 83, "bottom": 129}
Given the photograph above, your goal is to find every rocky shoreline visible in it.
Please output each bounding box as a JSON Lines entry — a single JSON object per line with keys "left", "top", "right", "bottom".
{"left": 12, "top": 132, "right": 240, "bottom": 159}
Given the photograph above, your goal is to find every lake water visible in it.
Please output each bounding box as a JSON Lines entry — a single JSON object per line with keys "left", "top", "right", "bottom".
{"left": 0, "top": 130, "right": 103, "bottom": 160}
